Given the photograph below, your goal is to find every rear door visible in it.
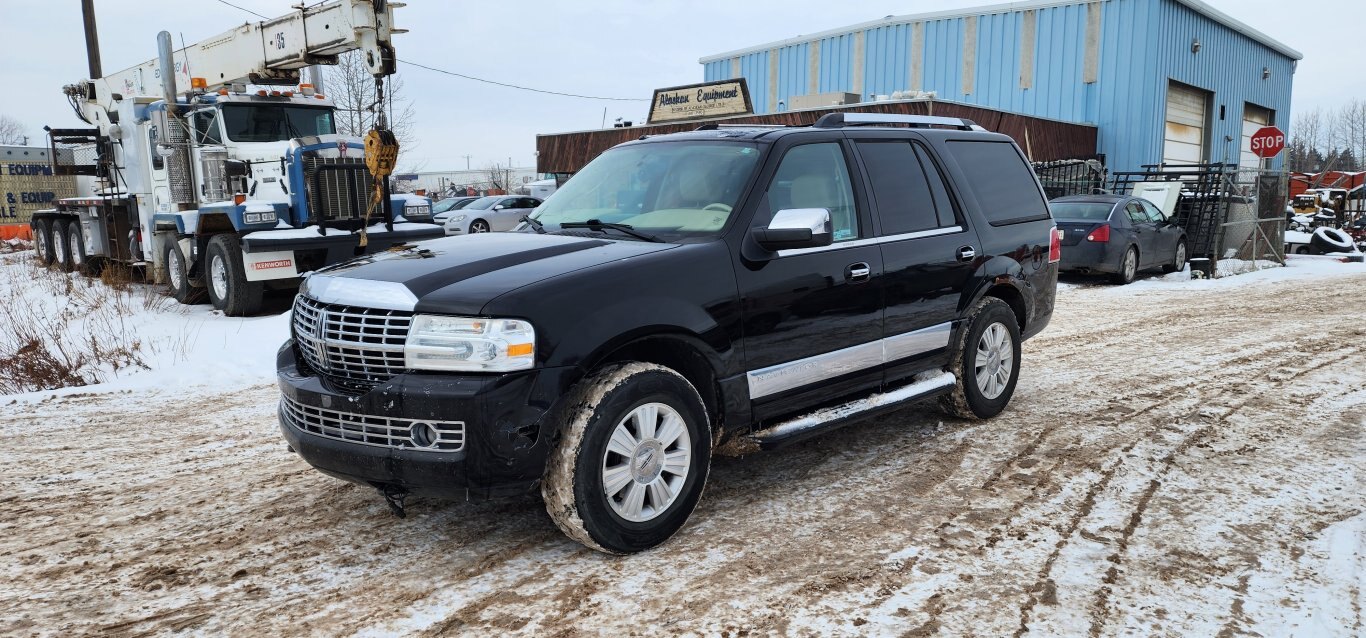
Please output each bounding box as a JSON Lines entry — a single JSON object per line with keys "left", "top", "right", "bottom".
{"left": 849, "top": 132, "right": 981, "bottom": 381}
{"left": 736, "top": 135, "right": 885, "bottom": 420}
{"left": 1124, "top": 200, "right": 1159, "bottom": 267}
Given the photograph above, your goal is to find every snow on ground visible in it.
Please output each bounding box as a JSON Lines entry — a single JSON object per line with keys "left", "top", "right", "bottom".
{"left": 1, "top": 249, "right": 1364, "bottom": 636}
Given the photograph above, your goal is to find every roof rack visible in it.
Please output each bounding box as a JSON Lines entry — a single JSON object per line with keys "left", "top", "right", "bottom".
{"left": 812, "top": 113, "right": 984, "bottom": 131}
{"left": 695, "top": 123, "right": 789, "bottom": 130}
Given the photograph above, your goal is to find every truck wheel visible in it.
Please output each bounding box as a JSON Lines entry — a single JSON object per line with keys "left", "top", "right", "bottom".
{"left": 32, "top": 219, "right": 54, "bottom": 266}
{"left": 542, "top": 362, "right": 711, "bottom": 554}
{"left": 1111, "top": 246, "right": 1138, "bottom": 285}
{"left": 64, "top": 221, "right": 96, "bottom": 277}
{"left": 205, "top": 234, "right": 263, "bottom": 316}
{"left": 940, "top": 297, "right": 1022, "bottom": 420}
{"left": 52, "top": 220, "right": 74, "bottom": 273}
{"left": 163, "top": 239, "right": 206, "bottom": 304}
{"left": 1162, "top": 239, "right": 1187, "bottom": 273}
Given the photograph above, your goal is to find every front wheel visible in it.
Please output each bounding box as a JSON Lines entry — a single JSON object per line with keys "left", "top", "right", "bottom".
{"left": 542, "top": 362, "right": 711, "bottom": 554}
{"left": 940, "top": 297, "right": 1022, "bottom": 420}
{"left": 204, "top": 234, "right": 263, "bottom": 316}
{"left": 469, "top": 219, "right": 491, "bottom": 233}
{"left": 1163, "top": 239, "right": 1187, "bottom": 273}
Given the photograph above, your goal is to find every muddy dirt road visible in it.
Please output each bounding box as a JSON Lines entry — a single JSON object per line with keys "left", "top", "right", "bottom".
{"left": 3, "top": 266, "right": 1364, "bottom": 637}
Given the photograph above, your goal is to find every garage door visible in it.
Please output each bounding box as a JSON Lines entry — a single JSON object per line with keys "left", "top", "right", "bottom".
{"left": 1240, "top": 103, "right": 1274, "bottom": 171}
{"left": 1163, "top": 81, "right": 1210, "bottom": 166}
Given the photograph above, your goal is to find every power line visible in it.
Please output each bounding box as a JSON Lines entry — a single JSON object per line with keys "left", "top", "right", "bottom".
{"left": 212, "top": 0, "right": 267, "bottom": 19}
{"left": 209, "top": 0, "right": 645, "bottom": 102}
{"left": 399, "top": 59, "right": 648, "bottom": 102}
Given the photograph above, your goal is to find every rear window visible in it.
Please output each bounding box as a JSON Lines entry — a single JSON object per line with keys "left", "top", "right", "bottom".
{"left": 945, "top": 140, "right": 1049, "bottom": 225}
{"left": 1050, "top": 202, "right": 1114, "bottom": 221}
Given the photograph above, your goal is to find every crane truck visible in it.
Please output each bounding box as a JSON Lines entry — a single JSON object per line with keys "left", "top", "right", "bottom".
{"left": 29, "top": 0, "right": 443, "bottom": 315}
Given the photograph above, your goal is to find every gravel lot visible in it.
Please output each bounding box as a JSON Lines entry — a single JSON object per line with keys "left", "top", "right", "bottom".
{"left": 2, "top": 259, "right": 1364, "bottom": 637}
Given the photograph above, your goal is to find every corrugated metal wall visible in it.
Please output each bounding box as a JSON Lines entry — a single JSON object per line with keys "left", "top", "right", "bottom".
{"left": 698, "top": 0, "right": 1298, "bottom": 172}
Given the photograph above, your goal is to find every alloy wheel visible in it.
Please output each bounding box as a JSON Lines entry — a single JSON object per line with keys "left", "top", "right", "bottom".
{"left": 974, "top": 322, "right": 1014, "bottom": 400}
{"left": 601, "top": 402, "right": 692, "bottom": 523}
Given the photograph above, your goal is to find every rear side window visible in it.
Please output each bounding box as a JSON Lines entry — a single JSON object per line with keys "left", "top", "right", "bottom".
{"left": 856, "top": 141, "right": 938, "bottom": 234}
{"left": 945, "top": 140, "right": 1048, "bottom": 225}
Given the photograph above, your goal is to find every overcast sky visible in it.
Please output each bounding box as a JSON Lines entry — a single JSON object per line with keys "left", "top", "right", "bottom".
{"left": 1, "top": 0, "right": 1359, "bottom": 172}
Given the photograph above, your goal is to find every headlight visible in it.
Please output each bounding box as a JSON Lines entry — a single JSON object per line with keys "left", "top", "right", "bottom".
{"left": 244, "top": 211, "right": 278, "bottom": 224}
{"left": 448, "top": 214, "right": 467, "bottom": 224}
{"left": 404, "top": 315, "right": 535, "bottom": 372}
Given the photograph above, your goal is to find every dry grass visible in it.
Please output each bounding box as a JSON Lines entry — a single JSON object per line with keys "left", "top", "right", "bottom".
{"left": 0, "top": 251, "right": 184, "bottom": 394}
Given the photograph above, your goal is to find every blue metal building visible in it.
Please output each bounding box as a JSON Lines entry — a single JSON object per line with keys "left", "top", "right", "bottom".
{"left": 700, "top": 0, "right": 1301, "bottom": 172}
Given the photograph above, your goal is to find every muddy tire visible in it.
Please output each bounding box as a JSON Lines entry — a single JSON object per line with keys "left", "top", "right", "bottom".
{"left": 162, "top": 238, "right": 206, "bottom": 305}
{"left": 204, "top": 234, "right": 263, "bottom": 316}
{"left": 542, "top": 362, "right": 710, "bottom": 555}
{"left": 32, "top": 219, "right": 54, "bottom": 267}
{"left": 1163, "top": 239, "right": 1187, "bottom": 273}
{"left": 940, "top": 297, "right": 1022, "bottom": 420}
{"left": 1111, "top": 246, "right": 1138, "bottom": 285}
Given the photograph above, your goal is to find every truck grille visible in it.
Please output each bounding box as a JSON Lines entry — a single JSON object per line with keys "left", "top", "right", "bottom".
{"left": 280, "top": 394, "right": 464, "bottom": 452}
{"left": 303, "top": 156, "right": 374, "bottom": 226}
{"left": 293, "top": 295, "right": 411, "bottom": 392}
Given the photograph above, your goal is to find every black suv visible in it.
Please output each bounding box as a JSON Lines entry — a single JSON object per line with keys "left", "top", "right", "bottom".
{"left": 277, "top": 113, "right": 1060, "bottom": 554}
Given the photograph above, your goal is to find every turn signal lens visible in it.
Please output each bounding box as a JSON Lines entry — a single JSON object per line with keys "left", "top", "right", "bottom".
{"left": 1086, "top": 224, "right": 1111, "bottom": 243}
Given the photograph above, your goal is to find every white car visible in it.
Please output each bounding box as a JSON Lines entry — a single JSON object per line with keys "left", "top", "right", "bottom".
{"left": 443, "top": 196, "right": 542, "bottom": 235}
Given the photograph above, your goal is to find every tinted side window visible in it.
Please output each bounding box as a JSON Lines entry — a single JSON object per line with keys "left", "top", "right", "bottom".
{"left": 192, "top": 110, "right": 222, "bottom": 145}
{"left": 914, "top": 144, "right": 958, "bottom": 227}
{"left": 766, "top": 142, "right": 859, "bottom": 241}
{"left": 1140, "top": 199, "right": 1166, "bottom": 222}
{"left": 857, "top": 141, "right": 938, "bottom": 234}
{"left": 944, "top": 140, "right": 1048, "bottom": 225}
{"left": 1125, "top": 202, "right": 1149, "bottom": 223}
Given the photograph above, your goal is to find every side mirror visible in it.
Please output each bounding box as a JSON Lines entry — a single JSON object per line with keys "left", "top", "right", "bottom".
{"left": 752, "top": 208, "right": 833, "bottom": 251}
{"left": 493, "top": 205, "right": 505, "bottom": 210}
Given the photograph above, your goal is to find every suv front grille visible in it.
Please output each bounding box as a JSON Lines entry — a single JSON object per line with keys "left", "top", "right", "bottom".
{"left": 280, "top": 394, "right": 464, "bottom": 452}
{"left": 293, "top": 295, "right": 411, "bottom": 391}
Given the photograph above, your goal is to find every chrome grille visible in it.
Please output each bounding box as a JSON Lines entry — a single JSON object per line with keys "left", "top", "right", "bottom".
{"left": 293, "top": 295, "right": 411, "bottom": 390}
{"left": 303, "top": 156, "right": 374, "bottom": 223}
{"left": 280, "top": 394, "right": 464, "bottom": 452}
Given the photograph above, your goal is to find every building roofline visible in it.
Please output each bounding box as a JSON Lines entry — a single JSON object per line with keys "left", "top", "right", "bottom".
{"left": 698, "top": 0, "right": 1301, "bottom": 64}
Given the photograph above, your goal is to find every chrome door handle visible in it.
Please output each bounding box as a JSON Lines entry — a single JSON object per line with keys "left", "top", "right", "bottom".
{"left": 957, "top": 246, "right": 976, "bottom": 262}
{"left": 846, "top": 262, "right": 871, "bottom": 282}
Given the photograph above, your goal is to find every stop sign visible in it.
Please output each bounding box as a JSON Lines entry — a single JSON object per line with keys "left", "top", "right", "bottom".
{"left": 1249, "top": 126, "right": 1286, "bottom": 159}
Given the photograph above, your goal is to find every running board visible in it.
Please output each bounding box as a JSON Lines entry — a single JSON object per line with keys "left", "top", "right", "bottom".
{"left": 744, "top": 371, "right": 957, "bottom": 450}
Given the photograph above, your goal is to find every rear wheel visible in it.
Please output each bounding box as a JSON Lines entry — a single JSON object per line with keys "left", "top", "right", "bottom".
{"left": 31, "top": 219, "right": 53, "bottom": 266}
{"left": 940, "top": 297, "right": 1022, "bottom": 420}
{"left": 204, "top": 234, "right": 263, "bottom": 316}
{"left": 162, "top": 238, "right": 206, "bottom": 304}
{"left": 65, "top": 221, "right": 96, "bottom": 276}
{"left": 469, "top": 219, "right": 490, "bottom": 233}
{"left": 1163, "top": 239, "right": 1187, "bottom": 273}
{"left": 542, "top": 362, "right": 711, "bottom": 554}
{"left": 1111, "top": 246, "right": 1138, "bottom": 285}
{"left": 52, "top": 220, "right": 74, "bottom": 273}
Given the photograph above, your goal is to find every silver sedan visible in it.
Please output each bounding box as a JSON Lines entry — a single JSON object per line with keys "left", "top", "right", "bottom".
{"left": 443, "top": 196, "right": 542, "bottom": 235}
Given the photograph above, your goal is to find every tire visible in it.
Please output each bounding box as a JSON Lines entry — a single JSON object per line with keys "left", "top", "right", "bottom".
{"left": 1162, "top": 239, "right": 1187, "bottom": 273}
{"left": 204, "top": 234, "right": 263, "bottom": 316}
{"left": 1294, "top": 245, "right": 1312, "bottom": 255}
{"left": 1311, "top": 227, "right": 1356, "bottom": 254}
{"left": 52, "top": 220, "right": 74, "bottom": 273}
{"left": 31, "top": 219, "right": 54, "bottom": 267}
{"left": 1111, "top": 246, "right": 1138, "bottom": 285}
{"left": 469, "top": 219, "right": 490, "bottom": 233}
{"left": 542, "top": 362, "right": 711, "bottom": 555}
{"left": 162, "top": 238, "right": 206, "bottom": 304}
{"left": 939, "top": 297, "right": 1023, "bottom": 420}
{"left": 64, "top": 221, "right": 96, "bottom": 276}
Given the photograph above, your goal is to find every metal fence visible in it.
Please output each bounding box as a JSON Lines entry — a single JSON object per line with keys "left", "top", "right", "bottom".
{"left": 1108, "top": 164, "right": 1287, "bottom": 276}
{"left": 1033, "top": 155, "right": 1107, "bottom": 199}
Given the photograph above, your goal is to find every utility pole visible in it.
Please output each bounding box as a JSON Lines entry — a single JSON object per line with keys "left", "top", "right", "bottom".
{"left": 461, "top": 154, "right": 472, "bottom": 170}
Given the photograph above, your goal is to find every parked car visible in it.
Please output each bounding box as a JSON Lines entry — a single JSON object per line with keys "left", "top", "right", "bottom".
{"left": 1051, "top": 194, "right": 1187, "bottom": 284}
{"left": 431, "top": 196, "right": 481, "bottom": 224}
{"left": 441, "top": 196, "right": 542, "bottom": 235}
{"left": 277, "top": 113, "right": 1059, "bottom": 554}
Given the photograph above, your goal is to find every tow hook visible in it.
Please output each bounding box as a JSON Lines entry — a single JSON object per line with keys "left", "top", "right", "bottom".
{"left": 380, "top": 484, "right": 408, "bottom": 519}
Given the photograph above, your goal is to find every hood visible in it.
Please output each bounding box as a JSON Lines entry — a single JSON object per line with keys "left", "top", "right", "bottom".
{"left": 310, "top": 232, "right": 679, "bottom": 315}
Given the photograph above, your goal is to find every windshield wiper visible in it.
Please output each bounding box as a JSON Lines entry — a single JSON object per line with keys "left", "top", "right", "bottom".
{"left": 559, "top": 220, "right": 664, "bottom": 243}
{"left": 521, "top": 215, "right": 546, "bottom": 233}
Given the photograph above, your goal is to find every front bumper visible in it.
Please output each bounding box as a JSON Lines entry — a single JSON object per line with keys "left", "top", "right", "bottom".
{"left": 243, "top": 224, "right": 443, "bottom": 260}
{"left": 276, "top": 342, "right": 581, "bottom": 500}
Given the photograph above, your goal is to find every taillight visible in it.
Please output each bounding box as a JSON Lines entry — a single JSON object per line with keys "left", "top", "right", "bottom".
{"left": 1048, "top": 227, "right": 1061, "bottom": 263}
{"left": 1086, "top": 224, "right": 1111, "bottom": 243}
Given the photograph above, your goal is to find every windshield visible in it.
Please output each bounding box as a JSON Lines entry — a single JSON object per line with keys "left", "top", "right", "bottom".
{"left": 529, "top": 141, "right": 761, "bottom": 239}
{"left": 465, "top": 196, "right": 502, "bottom": 211}
{"left": 221, "top": 104, "right": 336, "bottom": 142}
{"left": 1051, "top": 202, "right": 1115, "bottom": 221}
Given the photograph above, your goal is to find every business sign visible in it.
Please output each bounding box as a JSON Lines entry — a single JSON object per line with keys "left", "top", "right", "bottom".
{"left": 647, "top": 79, "right": 753, "bottom": 124}
{"left": 0, "top": 147, "right": 77, "bottom": 228}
